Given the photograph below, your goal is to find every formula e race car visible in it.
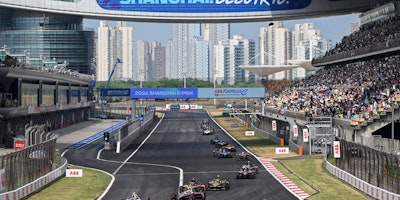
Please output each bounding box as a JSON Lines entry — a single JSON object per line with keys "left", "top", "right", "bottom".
{"left": 235, "top": 151, "right": 252, "bottom": 161}
{"left": 126, "top": 192, "right": 141, "bottom": 200}
{"left": 210, "top": 136, "right": 222, "bottom": 145}
{"left": 222, "top": 144, "right": 236, "bottom": 152}
{"left": 207, "top": 175, "right": 230, "bottom": 191}
{"left": 214, "top": 141, "right": 228, "bottom": 148}
{"left": 202, "top": 127, "right": 215, "bottom": 135}
{"left": 201, "top": 119, "right": 209, "bottom": 130}
{"left": 236, "top": 166, "right": 256, "bottom": 179}
{"left": 244, "top": 161, "right": 259, "bottom": 174}
{"left": 177, "top": 181, "right": 207, "bottom": 200}
{"left": 213, "top": 148, "right": 232, "bottom": 158}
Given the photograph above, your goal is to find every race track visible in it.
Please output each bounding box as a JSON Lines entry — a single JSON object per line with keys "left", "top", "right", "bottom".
{"left": 65, "top": 109, "right": 298, "bottom": 200}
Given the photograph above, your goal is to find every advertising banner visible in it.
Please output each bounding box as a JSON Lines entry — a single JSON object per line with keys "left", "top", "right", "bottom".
{"left": 98, "top": 0, "right": 312, "bottom": 13}
{"left": 293, "top": 125, "right": 298, "bottom": 137}
{"left": 276, "top": 147, "right": 289, "bottom": 154}
{"left": 130, "top": 88, "right": 197, "bottom": 99}
{"left": 14, "top": 139, "right": 26, "bottom": 150}
{"left": 245, "top": 131, "right": 254, "bottom": 136}
{"left": 333, "top": 141, "right": 341, "bottom": 158}
{"left": 0, "top": 169, "right": 4, "bottom": 192}
{"left": 198, "top": 88, "right": 265, "bottom": 98}
{"left": 66, "top": 169, "right": 83, "bottom": 177}
{"left": 303, "top": 128, "right": 309, "bottom": 142}
{"left": 129, "top": 88, "right": 264, "bottom": 99}
{"left": 272, "top": 120, "right": 277, "bottom": 131}
{"left": 101, "top": 88, "right": 130, "bottom": 97}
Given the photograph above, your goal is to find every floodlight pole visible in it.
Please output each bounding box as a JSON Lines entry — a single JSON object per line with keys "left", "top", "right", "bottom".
{"left": 213, "top": 75, "right": 216, "bottom": 105}
{"left": 391, "top": 101, "right": 395, "bottom": 153}
{"left": 131, "top": 99, "right": 136, "bottom": 121}
{"left": 184, "top": 74, "right": 187, "bottom": 88}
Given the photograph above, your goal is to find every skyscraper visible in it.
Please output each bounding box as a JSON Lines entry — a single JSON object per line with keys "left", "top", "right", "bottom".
{"left": 167, "top": 23, "right": 230, "bottom": 82}
{"left": 194, "top": 39, "right": 211, "bottom": 81}
{"left": 153, "top": 45, "right": 166, "bottom": 81}
{"left": 136, "top": 40, "right": 149, "bottom": 82}
{"left": 97, "top": 21, "right": 110, "bottom": 82}
{"left": 0, "top": 8, "right": 95, "bottom": 74}
{"left": 292, "top": 23, "right": 331, "bottom": 78}
{"left": 214, "top": 35, "right": 256, "bottom": 85}
{"left": 203, "top": 23, "right": 230, "bottom": 82}
{"left": 96, "top": 21, "right": 133, "bottom": 82}
{"left": 169, "top": 23, "right": 201, "bottom": 80}
{"left": 259, "top": 21, "right": 292, "bottom": 80}
{"left": 165, "top": 40, "right": 174, "bottom": 79}
{"left": 116, "top": 21, "right": 134, "bottom": 81}
{"left": 137, "top": 41, "right": 165, "bottom": 81}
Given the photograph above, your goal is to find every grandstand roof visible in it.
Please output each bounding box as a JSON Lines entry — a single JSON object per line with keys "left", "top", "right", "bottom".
{"left": 240, "top": 65, "right": 300, "bottom": 77}
{"left": 287, "top": 60, "right": 321, "bottom": 71}
{"left": 241, "top": 60, "right": 321, "bottom": 77}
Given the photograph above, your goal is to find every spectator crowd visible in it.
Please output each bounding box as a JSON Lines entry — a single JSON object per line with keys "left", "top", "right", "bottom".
{"left": 265, "top": 13, "right": 400, "bottom": 124}
{"left": 324, "top": 14, "right": 400, "bottom": 57}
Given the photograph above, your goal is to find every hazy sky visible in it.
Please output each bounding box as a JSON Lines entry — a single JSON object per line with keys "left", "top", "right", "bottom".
{"left": 83, "top": 14, "right": 359, "bottom": 46}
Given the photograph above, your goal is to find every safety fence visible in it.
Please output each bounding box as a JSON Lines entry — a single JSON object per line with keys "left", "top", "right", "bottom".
{"left": 0, "top": 156, "right": 67, "bottom": 200}
{"left": 0, "top": 136, "right": 60, "bottom": 193}
{"left": 325, "top": 153, "right": 400, "bottom": 200}
{"left": 335, "top": 139, "right": 400, "bottom": 195}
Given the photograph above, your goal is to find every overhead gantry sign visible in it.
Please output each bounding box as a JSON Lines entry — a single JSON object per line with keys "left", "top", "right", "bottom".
{"left": 101, "top": 87, "right": 265, "bottom": 99}
{"left": 129, "top": 88, "right": 265, "bottom": 99}
{"left": 0, "top": 0, "right": 379, "bottom": 22}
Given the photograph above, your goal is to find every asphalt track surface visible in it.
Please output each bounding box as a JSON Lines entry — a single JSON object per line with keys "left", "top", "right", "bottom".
{"left": 64, "top": 110, "right": 298, "bottom": 200}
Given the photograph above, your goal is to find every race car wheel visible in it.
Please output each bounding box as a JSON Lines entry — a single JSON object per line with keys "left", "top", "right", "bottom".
{"left": 225, "top": 184, "right": 230, "bottom": 190}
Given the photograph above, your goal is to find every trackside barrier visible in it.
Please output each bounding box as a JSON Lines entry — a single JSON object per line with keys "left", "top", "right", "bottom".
{"left": 0, "top": 156, "right": 68, "bottom": 200}
{"left": 116, "top": 112, "right": 156, "bottom": 153}
{"left": 233, "top": 115, "right": 281, "bottom": 144}
{"left": 325, "top": 158, "right": 400, "bottom": 200}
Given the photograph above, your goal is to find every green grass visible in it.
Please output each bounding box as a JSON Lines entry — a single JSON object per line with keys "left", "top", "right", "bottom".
{"left": 28, "top": 166, "right": 111, "bottom": 200}
{"left": 275, "top": 159, "right": 372, "bottom": 199}
{"left": 212, "top": 112, "right": 372, "bottom": 199}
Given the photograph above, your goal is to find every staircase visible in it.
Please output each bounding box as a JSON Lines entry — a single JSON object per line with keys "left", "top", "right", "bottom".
{"left": 353, "top": 105, "right": 400, "bottom": 136}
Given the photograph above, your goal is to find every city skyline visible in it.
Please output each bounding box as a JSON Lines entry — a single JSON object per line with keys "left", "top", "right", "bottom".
{"left": 87, "top": 14, "right": 360, "bottom": 82}
{"left": 83, "top": 14, "right": 359, "bottom": 46}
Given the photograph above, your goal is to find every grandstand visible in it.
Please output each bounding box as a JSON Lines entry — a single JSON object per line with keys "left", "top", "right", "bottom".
{"left": 255, "top": 1, "right": 400, "bottom": 152}
{"left": 246, "top": 2, "right": 400, "bottom": 194}
{"left": 0, "top": 50, "right": 93, "bottom": 149}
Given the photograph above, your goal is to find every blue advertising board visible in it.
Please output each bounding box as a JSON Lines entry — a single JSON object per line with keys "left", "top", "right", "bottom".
{"left": 103, "top": 88, "right": 264, "bottom": 98}
{"left": 130, "top": 88, "right": 198, "bottom": 99}
{"left": 139, "top": 115, "right": 144, "bottom": 122}
{"left": 198, "top": 88, "right": 265, "bottom": 98}
{"left": 97, "top": 0, "right": 312, "bottom": 13}
{"left": 101, "top": 89, "right": 131, "bottom": 97}
{"left": 70, "top": 90, "right": 79, "bottom": 97}
{"left": 81, "top": 90, "right": 88, "bottom": 97}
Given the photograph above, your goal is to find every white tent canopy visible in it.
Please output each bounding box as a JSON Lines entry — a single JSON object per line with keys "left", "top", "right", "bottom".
{"left": 287, "top": 60, "right": 321, "bottom": 71}
{"left": 240, "top": 64, "right": 300, "bottom": 77}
